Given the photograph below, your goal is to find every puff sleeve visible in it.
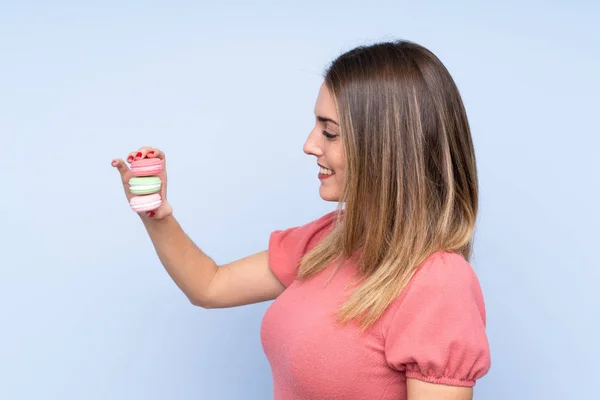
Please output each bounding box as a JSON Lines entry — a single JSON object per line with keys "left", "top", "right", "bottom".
{"left": 268, "top": 211, "right": 337, "bottom": 287}
{"left": 383, "top": 251, "right": 491, "bottom": 387}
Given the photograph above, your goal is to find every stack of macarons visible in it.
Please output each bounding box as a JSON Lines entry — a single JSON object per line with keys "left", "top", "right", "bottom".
{"left": 128, "top": 158, "right": 163, "bottom": 213}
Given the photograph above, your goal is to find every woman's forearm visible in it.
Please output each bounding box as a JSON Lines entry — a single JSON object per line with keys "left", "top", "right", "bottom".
{"left": 141, "top": 214, "right": 218, "bottom": 307}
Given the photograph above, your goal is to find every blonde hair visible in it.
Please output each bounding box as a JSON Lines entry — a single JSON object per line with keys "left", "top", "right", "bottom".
{"left": 297, "top": 40, "right": 479, "bottom": 332}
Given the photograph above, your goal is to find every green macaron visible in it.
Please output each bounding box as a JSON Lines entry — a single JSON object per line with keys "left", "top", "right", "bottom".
{"left": 128, "top": 176, "right": 162, "bottom": 195}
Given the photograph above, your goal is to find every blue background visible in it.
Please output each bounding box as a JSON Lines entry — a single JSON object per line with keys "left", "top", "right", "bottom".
{"left": 1, "top": 1, "right": 598, "bottom": 399}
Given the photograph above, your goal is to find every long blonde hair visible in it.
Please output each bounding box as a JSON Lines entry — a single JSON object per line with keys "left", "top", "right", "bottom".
{"left": 297, "top": 40, "right": 479, "bottom": 332}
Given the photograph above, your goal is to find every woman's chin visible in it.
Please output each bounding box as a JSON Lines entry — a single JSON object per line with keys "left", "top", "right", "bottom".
{"left": 319, "top": 186, "right": 340, "bottom": 202}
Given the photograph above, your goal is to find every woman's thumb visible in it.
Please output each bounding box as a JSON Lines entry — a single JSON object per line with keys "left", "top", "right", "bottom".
{"left": 111, "top": 158, "right": 130, "bottom": 177}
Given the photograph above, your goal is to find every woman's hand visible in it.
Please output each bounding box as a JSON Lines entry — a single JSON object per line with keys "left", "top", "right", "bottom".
{"left": 111, "top": 146, "right": 173, "bottom": 220}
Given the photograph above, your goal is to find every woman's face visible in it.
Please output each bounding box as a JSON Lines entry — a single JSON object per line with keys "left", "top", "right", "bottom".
{"left": 304, "top": 82, "right": 345, "bottom": 202}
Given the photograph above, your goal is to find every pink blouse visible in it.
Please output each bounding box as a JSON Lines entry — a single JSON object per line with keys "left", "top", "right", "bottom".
{"left": 260, "top": 211, "right": 491, "bottom": 399}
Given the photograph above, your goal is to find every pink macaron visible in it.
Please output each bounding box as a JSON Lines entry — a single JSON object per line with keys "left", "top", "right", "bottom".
{"left": 129, "top": 193, "right": 162, "bottom": 213}
{"left": 130, "top": 158, "right": 163, "bottom": 176}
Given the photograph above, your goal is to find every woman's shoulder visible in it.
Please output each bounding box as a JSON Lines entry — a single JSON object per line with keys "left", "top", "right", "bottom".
{"left": 382, "top": 250, "right": 487, "bottom": 329}
{"left": 381, "top": 250, "right": 491, "bottom": 386}
{"left": 267, "top": 210, "right": 339, "bottom": 287}
{"left": 411, "top": 251, "right": 484, "bottom": 299}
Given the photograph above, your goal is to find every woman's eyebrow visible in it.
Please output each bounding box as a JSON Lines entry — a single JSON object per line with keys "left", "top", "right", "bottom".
{"left": 316, "top": 115, "right": 339, "bottom": 126}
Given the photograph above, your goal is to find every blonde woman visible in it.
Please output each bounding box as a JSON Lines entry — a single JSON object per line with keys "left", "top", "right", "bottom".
{"left": 111, "top": 40, "right": 491, "bottom": 400}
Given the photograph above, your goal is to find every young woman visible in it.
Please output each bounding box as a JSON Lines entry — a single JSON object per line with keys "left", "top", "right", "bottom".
{"left": 111, "top": 40, "right": 491, "bottom": 400}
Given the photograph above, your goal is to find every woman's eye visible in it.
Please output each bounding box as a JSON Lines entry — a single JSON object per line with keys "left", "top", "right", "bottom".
{"left": 322, "top": 130, "right": 337, "bottom": 139}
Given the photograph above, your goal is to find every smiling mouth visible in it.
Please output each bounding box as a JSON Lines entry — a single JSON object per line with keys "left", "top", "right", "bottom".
{"left": 318, "top": 163, "right": 334, "bottom": 175}
{"left": 319, "top": 166, "right": 335, "bottom": 175}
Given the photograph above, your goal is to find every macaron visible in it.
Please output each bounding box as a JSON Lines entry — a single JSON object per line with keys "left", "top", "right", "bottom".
{"left": 129, "top": 193, "right": 162, "bottom": 213}
{"left": 128, "top": 176, "right": 161, "bottom": 195}
{"left": 130, "top": 158, "right": 163, "bottom": 176}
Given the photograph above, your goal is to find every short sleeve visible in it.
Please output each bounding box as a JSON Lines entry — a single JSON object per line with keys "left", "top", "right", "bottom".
{"left": 268, "top": 211, "right": 337, "bottom": 287}
{"left": 383, "top": 251, "right": 491, "bottom": 387}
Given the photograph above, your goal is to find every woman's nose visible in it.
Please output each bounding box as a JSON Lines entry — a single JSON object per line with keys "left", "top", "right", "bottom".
{"left": 303, "top": 129, "right": 323, "bottom": 156}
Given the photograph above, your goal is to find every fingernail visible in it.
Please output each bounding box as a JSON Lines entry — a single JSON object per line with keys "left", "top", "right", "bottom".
{"left": 127, "top": 156, "right": 133, "bottom": 162}
{"left": 147, "top": 211, "right": 155, "bottom": 218}
{"left": 136, "top": 152, "right": 142, "bottom": 159}
{"left": 148, "top": 151, "right": 154, "bottom": 156}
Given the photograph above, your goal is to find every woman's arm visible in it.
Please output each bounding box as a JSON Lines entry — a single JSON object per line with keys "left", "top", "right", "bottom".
{"left": 142, "top": 214, "right": 286, "bottom": 308}
{"left": 407, "top": 378, "right": 473, "bottom": 400}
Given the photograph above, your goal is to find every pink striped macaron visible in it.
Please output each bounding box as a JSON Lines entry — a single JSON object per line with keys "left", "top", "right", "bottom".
{"left": 129, "top": 193, "right": 162, "bottom": 213}
{"left": 130, "top": 158, "right": 163, "bottom": 176}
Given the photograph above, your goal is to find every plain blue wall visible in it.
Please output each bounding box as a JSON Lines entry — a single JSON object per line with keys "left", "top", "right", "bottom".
{"left": 2, "top": 1, "right": 598, "bottom": 399}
